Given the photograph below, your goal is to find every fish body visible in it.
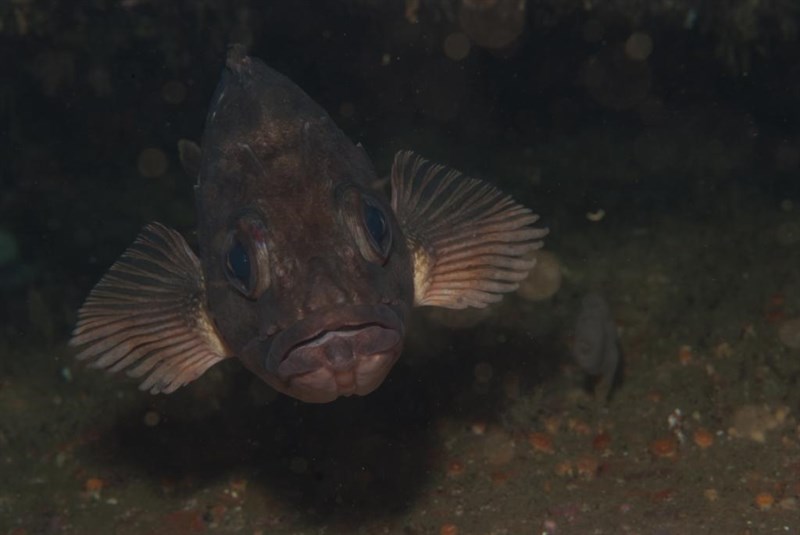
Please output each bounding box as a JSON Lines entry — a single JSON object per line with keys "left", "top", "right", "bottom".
{"left": 572, "top": 292, "right": 620, "bottom": 392}
{"left": 71, "top": 46, "right": 547, "bottom": 403}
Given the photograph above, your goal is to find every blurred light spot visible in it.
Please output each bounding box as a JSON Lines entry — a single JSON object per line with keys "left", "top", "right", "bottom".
{"left": 684, "top": 8, "right": 698, "bottom": 30}
{"left": 586, "top": 208, "right": 605, "bottom": 222}
{"left": 60, "top": 367, "right": 73, "bottom": 383}
{"left": 138, "top": 147, "right": 168, "bottom": 178}
{"left": 404, "top": 0, "right": 420, "bottom": 23}
{"left": 779, "top": 317, "right": 800, "bottom": 349}
{"left": 517, "top": 250, "right": 562, "bottom": 301}
{"left": 0, "top": 228, "right": 20, "bottom": 265}
{"left": 777, "top": 222, "right": 800, "bottom": 246}
{"left": 459, "top": 0, "right": 526, "bottom": 51}
{"left": 625, "top": 32, "right": 653, "bottom": 61}
{"left": 444, "top": 32, "right": 471, "bottom": 61}
{"left": 143, "top": 410, "right": 160, "bottom": 427}
{"left": 474, "top": 361, "right": 494, "bottom": 383}
{"left": 162, "top": 80, "right": 187, "bottom": 104}
{"left": 582, "top": 19, "right": 604, "bottom": 43}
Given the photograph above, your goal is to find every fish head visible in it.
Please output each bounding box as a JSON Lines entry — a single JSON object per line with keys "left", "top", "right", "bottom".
{"left": 195, "top": 48, "right": 413, "bottom": 403}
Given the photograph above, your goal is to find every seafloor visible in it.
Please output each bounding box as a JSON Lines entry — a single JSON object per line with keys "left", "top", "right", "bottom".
{"left": 3, "top": 1, "right": 800, "bottom": 534}
{"left": 3, "top": 186, "right": 800, "bottom": 534}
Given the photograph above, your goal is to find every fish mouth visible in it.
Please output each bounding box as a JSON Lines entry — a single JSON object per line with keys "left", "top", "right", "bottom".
{"left": 263, "top": 304, "right": 404, "bottom": 403}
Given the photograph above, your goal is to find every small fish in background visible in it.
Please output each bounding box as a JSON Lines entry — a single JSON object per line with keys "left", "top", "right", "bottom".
{"left": 70, "top": 46, "right": 548, "bottom": 403}
{"left": 572, "top": 292, "right": 621, "bottom": 401}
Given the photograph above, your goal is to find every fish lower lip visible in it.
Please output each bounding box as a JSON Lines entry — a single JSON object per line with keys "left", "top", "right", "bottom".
{"left": 264, "top": 304, "right": 404, "bottom": 377}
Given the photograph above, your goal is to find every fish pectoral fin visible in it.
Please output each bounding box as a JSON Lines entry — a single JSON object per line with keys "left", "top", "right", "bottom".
{"left": 70, "top": 223, "right": 231, "bottom": 394}
{"left": 390, "top": 150, "right": 548, "bottom": 309}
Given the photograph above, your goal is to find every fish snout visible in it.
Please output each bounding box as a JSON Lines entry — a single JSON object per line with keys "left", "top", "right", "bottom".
{"left": 301, "top": 257, "right": 349, "bottom": 313}
{"left": 254, "top": 304, "right": 405, "bottom": 403}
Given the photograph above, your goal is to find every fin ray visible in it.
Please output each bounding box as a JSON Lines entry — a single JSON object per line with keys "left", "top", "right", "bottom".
{"left": 390, "top": 151, "right": 548, "bottom": 309}
{"left": 70, "top": 223, "right": 231, "bottom": 393}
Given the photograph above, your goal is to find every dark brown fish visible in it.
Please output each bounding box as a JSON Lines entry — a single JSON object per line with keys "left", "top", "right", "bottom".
{"left": 70, "top": 46, "right": 548, "bottom": 403}
{"left": 572, "top": 292, "right": 620, "bottom": 400}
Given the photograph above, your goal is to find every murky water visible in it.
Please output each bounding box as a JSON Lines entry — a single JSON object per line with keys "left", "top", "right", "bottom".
{"left": 3, "top": 1, "right": 800, "bottom": 533}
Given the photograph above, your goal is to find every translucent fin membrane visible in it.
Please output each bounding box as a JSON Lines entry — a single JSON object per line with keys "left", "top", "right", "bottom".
{"left": 391, "top": 151, "right": 548, "bottom": 309}
{"left": 70, "top": 223, "right": 230, "bottom": 393}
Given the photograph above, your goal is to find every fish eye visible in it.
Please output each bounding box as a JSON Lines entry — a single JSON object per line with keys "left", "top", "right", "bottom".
{"left": 362, "top": 198, "right": 390, "bottom": 254}
{"left": 337, "top": 186, "right": 393, "bottom": 265}
{"left": 225, "top": 238, "right": 250, "bottom": 287}
{"left": 222, "top": 215, "right": 271, "bottom": 298}
{"left": 355, "top": 195, "right": 392, "bottom": 264}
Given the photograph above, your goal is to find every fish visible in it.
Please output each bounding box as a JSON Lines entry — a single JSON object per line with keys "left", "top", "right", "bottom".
{"left": 70, "top": 46, "right": 548, "bottom": 403}
{"left": 572, "top": 292, "right": 620, "bottom": 400}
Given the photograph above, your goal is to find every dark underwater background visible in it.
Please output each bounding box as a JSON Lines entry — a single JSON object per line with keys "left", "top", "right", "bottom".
{"left": 3, "top": 1, "right": 800, "bottom": 533}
